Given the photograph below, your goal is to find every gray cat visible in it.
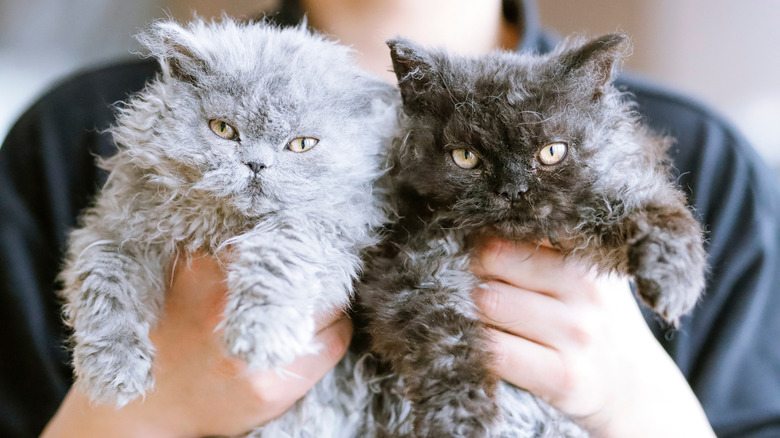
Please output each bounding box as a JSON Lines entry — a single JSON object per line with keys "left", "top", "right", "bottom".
{"left": 356, "top": 34, "right": 707, "bottom": 437}
{"left": 58, "top": 18, "right": 397, "bottom": 408}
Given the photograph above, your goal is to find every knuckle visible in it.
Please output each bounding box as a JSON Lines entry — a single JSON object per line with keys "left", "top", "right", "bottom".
{"left": 551, "top": 356, "right": 582, "bottom": 396}
{"left": 563, "top": 310, "right": 599, "bottom": 347}
{"left": 557, "top": 365, "right": 578, "bottom": 395}
{"left": 568, "top": 318, "right": 595, "bottom": 346}
{"left": 475, "top": 238, "right": 510, "bottom": 273}
{"left": 321, "top": 320, "right": 351, "bottom": 363}
{"left": 582, "top": 280, "right": 606, "bottom": 305}
{"left": 249, "top": 375, "right": 282, "bottom": 405}
{"left": 212, "top": 356, "right": 243, "bottom": 378}
{"left": 476, "top": 284, "right": 502, "bottom": 319}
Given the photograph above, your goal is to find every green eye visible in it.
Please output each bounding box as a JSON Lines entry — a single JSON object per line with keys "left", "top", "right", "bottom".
{"left": 538, "top": 142, "right": 568, "bottom": 165}
{"left": 451, "top": 148, "right": 480, "bottom": 169}
{"left": 288, "top": 137, "right": 319, "bottom": 153}
{"left": 209, "top": 119, "right": 238, "bottom": 140}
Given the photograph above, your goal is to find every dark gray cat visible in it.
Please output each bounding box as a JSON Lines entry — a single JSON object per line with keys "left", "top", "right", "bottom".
{"left": 357, "top": 34, "right": 706, "bottom": 437}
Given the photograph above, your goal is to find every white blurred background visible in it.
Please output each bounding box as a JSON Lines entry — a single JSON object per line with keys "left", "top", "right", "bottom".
{"left": 1, "top": 0, "right": 779, "bottom": 173}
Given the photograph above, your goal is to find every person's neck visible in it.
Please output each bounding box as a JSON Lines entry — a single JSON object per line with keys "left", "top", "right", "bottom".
{"left": 301, "top": 0, "right": 519, "bottom": 82}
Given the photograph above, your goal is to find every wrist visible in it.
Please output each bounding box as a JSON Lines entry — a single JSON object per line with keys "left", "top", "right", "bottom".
{"left": 583, "top": 339, "right": 715, "bottom": 438}
{"left": 41, "top": 386, "right": 183, "bottom": 438}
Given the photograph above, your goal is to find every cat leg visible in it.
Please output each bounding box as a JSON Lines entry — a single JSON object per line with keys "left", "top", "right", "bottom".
{"left": 62, "top": 240, "right": 164, "bottom": 406}
{"left": 222, "top": 223, "right": 357, "bottom": 370}
{"left": 362, "top": 248, "right": 500, "bottom": 438}
{"left": 248, "top": 350, "right": 377, "bottom": 438}
{"left": 623, "top": 199, "right": 706, "bottom": 325}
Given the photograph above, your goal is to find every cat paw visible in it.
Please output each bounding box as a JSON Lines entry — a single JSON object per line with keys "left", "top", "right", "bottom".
{"left": 222, "top": 306, "right": 318, "bottom": 370}
{"left": 73, "top": 332, "right": 155, "bottom": 406}
{"left": 413, "top": 385, "right": 499, "bottom": 438}
{"left": 629, "top": 235, "right": 705, "bottom": 325}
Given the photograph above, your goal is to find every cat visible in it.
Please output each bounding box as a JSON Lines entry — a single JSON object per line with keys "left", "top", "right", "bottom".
{"left": 356, "top": 34, "right": 707, "bottom": 437}
{"left": 58, "top": 17, "right": 397, "bottom": 408}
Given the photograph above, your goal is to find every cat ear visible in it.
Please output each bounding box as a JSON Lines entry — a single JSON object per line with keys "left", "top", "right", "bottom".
{"left": 387, "top": 38, "right": 441, "bottom": 110}
{"left": 559, "top": 34, "right": 631, "bottom": 97}
{"left": 138, "top": 20, "right": 210, "bottom": 85}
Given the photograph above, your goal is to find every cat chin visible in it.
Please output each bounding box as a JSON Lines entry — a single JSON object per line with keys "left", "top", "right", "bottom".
{"left": 485, "top": 204, "right": 556, "bottom": 235}
{"left": 451, "top": 209, "right": 543, "bottom": 230}
{"left": 479, "top": 221, "right": 553, "bottom": 242}
{"left": 230, "top": 195, "right": 281, "bottom": 218}
{"left": 448, "top": 215, "right": 549, "bottom": 241}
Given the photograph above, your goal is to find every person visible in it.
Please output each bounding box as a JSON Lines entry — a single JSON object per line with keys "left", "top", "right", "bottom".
{"left": 1, "top": 0, "right": 778, "bottom": 437}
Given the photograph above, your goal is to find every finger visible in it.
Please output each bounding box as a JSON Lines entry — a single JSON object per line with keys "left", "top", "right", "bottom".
{"left": 474, "top": 281, "right": 571, "bottom": 349}
{"left": 165, "top": 254, "right": 230, "bottom": 336}
{"left": 266, "top": 317, "right": 353, "bottom": 399}
{"left": 313, "top": 306, "right": 350, "bottom": 331}
{"left": 472, "top": 237, "right": 596, "bottom": 301}
{"left": 485, "top": 327, "right": 566, "bottom": 404}
{"left": 169, "top": 252, "right": 227, "bottom": 301}
{"left": 229, "top": 317, "right": 352, "bottom": 427}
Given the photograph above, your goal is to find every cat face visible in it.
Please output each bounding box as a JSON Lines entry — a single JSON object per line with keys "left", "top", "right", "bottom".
{"left": 118, "top": 19, "right": 396, "bottom": 216}
{"left": 388, "top": 35, "right": 637, "bottom": 237}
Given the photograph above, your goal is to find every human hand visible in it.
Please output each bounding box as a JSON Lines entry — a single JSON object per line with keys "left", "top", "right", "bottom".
{"left": 41, "top": 252, "right": 352, "bottom": 438}
{"left": 471, "top": 238, "right": 714, "bottom": 438}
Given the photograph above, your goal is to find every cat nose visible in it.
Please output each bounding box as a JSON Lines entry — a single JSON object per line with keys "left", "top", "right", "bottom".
{"left": 498, "top": 183, "right": 528, "bottom": 202}
{"left": 246, "top": 161, "right": 267, "bottom": 174}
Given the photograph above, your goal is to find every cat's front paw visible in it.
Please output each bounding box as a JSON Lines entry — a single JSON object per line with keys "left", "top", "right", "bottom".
{"left": 73, "top": 331, "right": 155, "bottom": 406}
{"left": 629, "top": 233, "right": 705, "bottom": 325}
{"left": 222, "top": 306, "right": 318, "bottom": 370}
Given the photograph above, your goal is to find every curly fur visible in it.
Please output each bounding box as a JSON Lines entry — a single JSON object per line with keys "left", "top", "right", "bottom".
{"left": 356, "top": 34, "right": 707, "bottom": 437}
{"left": 58, "top": 17, "right": 398, "bottom": 411}
{"left": 58, "top": 23, "right": 706, "bottom": 437}
{"left": 249, "top": 349, "right": 585, "bottom": 438}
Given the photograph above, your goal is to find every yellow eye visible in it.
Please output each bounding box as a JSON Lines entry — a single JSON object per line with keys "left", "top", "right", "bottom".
{"left": 538, "top": 142, "right": 568, "bottom": 165}
{"left": 451, "top": 148, "right": 480, "bottom": 169}
{"left": 288, "top": 137, "right": 319, "bottom": 153}
{"left": 209, "top": 119, "right": 238, "bottom": 140}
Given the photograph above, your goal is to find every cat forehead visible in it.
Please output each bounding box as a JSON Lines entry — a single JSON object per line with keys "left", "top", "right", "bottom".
{"left": 185, "top": 24, "right": 358, "bottom": 79}
{"left": 178, "top": 27, "right": 375, "bottom": 118}
{"left": 441, "top": 57, "right": 605, "bottom": 125}
{"left": 440, "top": 87, "right": 597, "bottom": 152}
{"left": 194, "top": 69, "right": 367, "bottom": 131}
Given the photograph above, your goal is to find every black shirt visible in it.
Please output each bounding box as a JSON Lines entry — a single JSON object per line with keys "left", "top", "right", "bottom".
{"left": 1, "top": 1, "right": 779, "bottom": 436}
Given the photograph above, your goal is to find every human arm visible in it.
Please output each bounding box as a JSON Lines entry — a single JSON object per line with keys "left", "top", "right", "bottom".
{"left": 628, "top": 78, "right": 780, "bottom": 437}
{"left": 0, "top": 60, "right": 161, "bottom": 437}
{"left": 472, "top": 238, "right": 715, "bottom": 437}
{"left": 41, "top": 253, "right": 352, "bottom": 438}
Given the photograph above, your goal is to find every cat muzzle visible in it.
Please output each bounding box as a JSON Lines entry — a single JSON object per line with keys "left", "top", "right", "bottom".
{"left": 246, "top": 161, "right": 268, "bottom": 175}
{"left": 497, "top": 182, "right": 529, "bottom": 203}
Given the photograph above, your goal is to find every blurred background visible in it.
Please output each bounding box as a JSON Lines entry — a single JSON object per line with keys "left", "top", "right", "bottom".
{"left": 1, "top": 0, "right": 778, "bottom": 173}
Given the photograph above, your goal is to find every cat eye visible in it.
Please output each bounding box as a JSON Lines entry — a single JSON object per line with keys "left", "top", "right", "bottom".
{"left": 209, "top": 119, "right": 238, "bottom": 140}
{"left": 288, "top": 137, "right": 319, "bottom": 153}
{"left": 537, "top": 142, "right": 568, "bottom": 165}
{"left": 451, "top": 148, "right": 480, "bottom": 169}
